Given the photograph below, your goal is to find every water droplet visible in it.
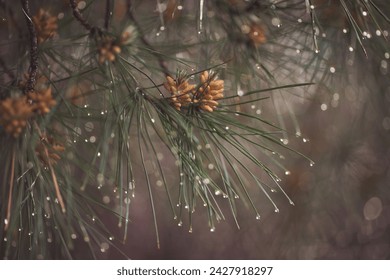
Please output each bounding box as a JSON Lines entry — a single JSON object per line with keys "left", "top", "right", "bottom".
{"left": 309, "top": 161, "right": 315, "bottom": 167}
{"left": 77, "top": 1, "right": 86, "bottom": 10}
{"left": 189, "top": 227, "right": 193, "bottom": 233}
{"left": 210, "top": 227, "right": 215, "bottom": 232}
{"left": 256, "top": 214, "right": 261, "bottom": 220}
{"left": 285, "top": 171, "right": 291, "bottom": 175}
{"left": 274, "top": 208, "right": 280, "bottom": 213}
{"left": 271, "top": 17, "right": 281, "bottom": 27}
{"left": 100, "top": 242, "right": 110, "bottom": 253}
{"left": 289, "top": 200, "right": 295, "bottom": 206}
{"left": 215, "top": 190, "right": 221, "bottom": 195}
{"left": 178, "top": 221, "right": 183, "bottom": 227}
{"left": 151, "top": 118, "right": 155, "bottom": 123}
{"left": 71, "top": 233, "right": 77, "bottom": 239}
{"left": 97, "top": 175, "right": 106, "bottom": 187}
{"left": 321, "top": 103, "right": 328, "bottom": 111}
{"left": 202, "top": 178, "right": 210, "bottom": 184}
{"left": 4, "top": 219, "right": 8, "bottom": 225}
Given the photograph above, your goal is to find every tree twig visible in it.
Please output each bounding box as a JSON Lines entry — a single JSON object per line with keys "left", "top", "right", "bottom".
{"left": 69, "top": 0, "right": 93, "bottom": 32}
{"left": 104, "top": 0, "right": 111, "bottom": 30}
{"left": 21, "top": 0, "right": 38, "bottom": 93}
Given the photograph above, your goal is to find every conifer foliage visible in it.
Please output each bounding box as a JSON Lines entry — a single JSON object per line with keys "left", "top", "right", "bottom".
{"left": 0, "top": 0, "right": 389, "bottom": 259}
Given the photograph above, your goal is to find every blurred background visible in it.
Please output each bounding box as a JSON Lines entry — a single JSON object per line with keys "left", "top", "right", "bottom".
{"left": 1, "top": 0, "right": 390, "bottom": 259}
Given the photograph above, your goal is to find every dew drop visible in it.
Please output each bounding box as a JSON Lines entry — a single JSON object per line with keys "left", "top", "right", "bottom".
{"left": 285, "top": 171, "right": 291, "bottom": 175}
{"left": 178, "top": 221, "right": 183, "bottom": 227}
{"left": 210, "top": 227, "right": 215, "bottom": 232}
{"left": 100, "top": 242, "right": 110, "bottom": 253}
{"left": 256, "top": 214, "right": 261, "bottom": 220}
{"left": 274, "top": 208, "right": 280, "bottom": 213}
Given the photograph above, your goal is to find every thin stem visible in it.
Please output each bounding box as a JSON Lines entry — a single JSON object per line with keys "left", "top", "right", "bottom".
{"left": 127, "top": 0, "right": 170, "bottom": 77}
{"left": 21, "top": 0, "right": 38, "bottom": 93}
{"left": 69, "top": 0, "right": 93, "bottom": 32}
{"left": 104, "top": 0, "right": 111, "bottom": 30}
{"left": 5, "top": 146, "right": 16, "bottom": 231}
{"left": 33, "top": 122, "right": 66, "bottom": 213}
{"left": 48, "top": 160, "right": 66, "bottom": 213}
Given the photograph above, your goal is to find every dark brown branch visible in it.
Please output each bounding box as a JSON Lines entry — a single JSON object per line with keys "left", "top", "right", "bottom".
{"left": 104, "top": 0, "right": 111, "bottom": 30}
{"left": 69, "top": 0, "right": 93, "bottom": 32}
{"left": 127, "top": 0, "right": 170, "bottom": 77}
{"left": 21, "top": 0, "right": 38, "bottom": 94}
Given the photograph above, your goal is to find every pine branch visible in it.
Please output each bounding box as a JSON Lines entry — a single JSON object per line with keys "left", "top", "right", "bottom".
{"left": 104, "top": 0, "right": 111, "bottom": 30}
{"left": 69, "top": 0, "right": 94, "bottom": 32}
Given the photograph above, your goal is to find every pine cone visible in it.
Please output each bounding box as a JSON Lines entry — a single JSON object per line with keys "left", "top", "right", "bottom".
{"left": 28, "top": 86, "right": 56, "bottom": 115}
{"left": 98, "top": 36, "right": 122, "bottom": 64}
{"left": 33, "top": 9, "right": 58, "bottom": 44}
{"left": 196, "top": 71, "right": 224, "bottom": 112}
{"left": 35, "top": 134, "right": 65, "bottom": 166}
{"left": 164, "top": 75, "right": 194, "bottom": 110}
{"left": 0, "top": 96, "right": 33, "bottom": 137}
